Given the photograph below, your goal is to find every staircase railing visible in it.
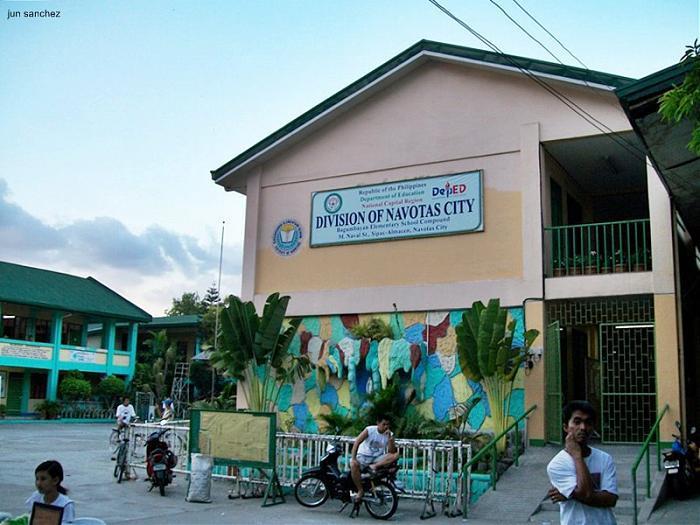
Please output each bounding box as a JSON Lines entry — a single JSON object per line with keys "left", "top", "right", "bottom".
{"left": 461, "top": 405, "right": 537, "bottom": 518}
{"left": 631, "top": 404, "right": 669, "bottom": 525}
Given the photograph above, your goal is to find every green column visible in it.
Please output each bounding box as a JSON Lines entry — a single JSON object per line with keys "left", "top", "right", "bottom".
{"left": 81, "top": 323, "right": 88, "bottom": 347}
{"left": 126, "top": 322, "right": 138, "bottom": 381}
{"left": 21, "top": 370, "right": 31, "bottom": 413}
{"left": 105, "top": 320, "right": 116, "bottom": 376}
{"left": 26, "top": 315, "right": 36, "bottom": 342}
{"left": 194, "top": 334, "right": 201, "bottom": 355}
{"left": 47, "top": 311, "right": 63, "bottom": 401}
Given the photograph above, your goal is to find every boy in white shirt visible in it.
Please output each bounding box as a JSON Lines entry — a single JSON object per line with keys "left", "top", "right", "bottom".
{"left": 115, "top": 396, "right": 136, "bottom": 429}
{"left": 546, "top": 400, "right": 618, "bottom": 525}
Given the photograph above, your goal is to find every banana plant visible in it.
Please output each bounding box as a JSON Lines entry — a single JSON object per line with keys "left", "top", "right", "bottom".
{"left": 210, "top": 293, "right": 312, "bottom": 412}
{"left": 455, "top": 298, "right": 539, "bottom": 453}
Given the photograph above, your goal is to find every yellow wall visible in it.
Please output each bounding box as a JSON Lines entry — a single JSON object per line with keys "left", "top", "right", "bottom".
{"left": 654, "top": 293, "right": 682, "bottom": 441}
{"left": 59, "top": 349, "right": 107, "bottom": 365}
{"left": 113, "top": 354, "right": 130, "bottom": 367}
{"left": 256, "top": 189, "right": 522, "bottom": 293}
{"left": 523, "top": 300, "right": 546, "bottom": 442}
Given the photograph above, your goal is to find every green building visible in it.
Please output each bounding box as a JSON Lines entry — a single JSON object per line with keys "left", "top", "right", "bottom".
{"left": 0, "top": 261, "right": 151, "bottom": 416}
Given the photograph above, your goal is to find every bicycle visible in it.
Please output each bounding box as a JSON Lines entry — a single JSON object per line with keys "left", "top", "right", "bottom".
{"left": 113, "top": 431, "right": 130, "bottom": 483}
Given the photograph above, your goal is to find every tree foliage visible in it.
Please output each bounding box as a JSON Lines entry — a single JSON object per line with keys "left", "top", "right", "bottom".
{"left": 59, "top": 376, "right": 92, "bottom": 401}
{"left": 659, "top": 40, "right": 700, "bottom": 154}
{"left": 455, "top": 298, "right": 539, "bottom": 452}
{"left": 210, "top": 293, "right": 312, "bottom": 412}
{"left": 202, "top": 283, "right": 221, "bottom": 307}
{"left": 166, "top": 291, "right": 207, "bottom": 316}
{"left": 96, "top": 375, "right": 126, "bottom": 404}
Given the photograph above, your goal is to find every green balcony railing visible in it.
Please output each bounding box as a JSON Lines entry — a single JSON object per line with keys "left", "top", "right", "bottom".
{"left": 545, "top": 219, "right": 652, "bottom": 277}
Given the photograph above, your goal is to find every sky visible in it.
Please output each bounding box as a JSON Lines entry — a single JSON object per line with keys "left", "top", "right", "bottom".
{"left": 0, "top": 0, "right": 697, "bottom": 316}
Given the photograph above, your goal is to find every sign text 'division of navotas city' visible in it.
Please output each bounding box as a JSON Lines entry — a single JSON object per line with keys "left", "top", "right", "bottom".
{"left": 310, "top": 171, "right": 483, "bottom": 247}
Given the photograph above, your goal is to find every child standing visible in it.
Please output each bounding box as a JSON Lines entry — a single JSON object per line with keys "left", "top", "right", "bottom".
{"left": 25, "top": 460, "right": 75, "bottom": 523}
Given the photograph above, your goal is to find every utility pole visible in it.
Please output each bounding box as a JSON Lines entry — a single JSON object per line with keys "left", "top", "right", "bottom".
{"left": 211, "top": 220, "right": 225, "bottom": 402}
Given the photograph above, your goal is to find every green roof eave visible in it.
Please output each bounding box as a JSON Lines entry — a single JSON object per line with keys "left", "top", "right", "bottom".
{"left": 211, "top": 39, "right": 634, "bottom": 185}
{"left": 617, "top": 59, "right": 695, "bottom": 105}
{"left": 2, "top": 297, "right": 151, "bottom": 323}
{"left": 146, "top": 315, "right": 203, "bottom": 328}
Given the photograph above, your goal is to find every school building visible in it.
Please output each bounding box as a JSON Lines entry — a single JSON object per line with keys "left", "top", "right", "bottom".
{"left": 0, "top": 261, "right": 151, "bottom": 416}
{"left": 211, "top": 40, "right": 698, "bottom": 443}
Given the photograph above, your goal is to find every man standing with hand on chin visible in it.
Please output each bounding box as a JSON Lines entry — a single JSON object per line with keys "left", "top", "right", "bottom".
{"left": 546, "top": 401, "right": 618, "bottom": 524}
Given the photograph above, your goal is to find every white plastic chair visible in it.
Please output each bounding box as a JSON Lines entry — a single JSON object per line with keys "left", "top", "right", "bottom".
{"left": 71, "top": 519, "right": 107, "bottom": 525}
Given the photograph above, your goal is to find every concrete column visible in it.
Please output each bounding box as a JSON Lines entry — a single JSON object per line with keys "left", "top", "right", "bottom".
{"left": 241, "top": 167, "right": 262, "bottom": 301}
{"left": 519, "top": 122, "right": 544, "bottom": 299}
{"left": 80, "top": 324, "right": 89, "bottom": 347}
{"left": 126, "top": 322, "right": 139, "bottom": 381}
{"left": 21, "top": 370, "right": 31, "bottom": 413}
{"left": 104, "top": 320, "right": 116, "bottom": 376}
{"left": 523, "top": 299, "right": 545, "bottom": 444}
{"left": 26, "top": 314, "right": 36, "bottom": 342}
{"left": 47, "top": 311, "right": 63, "bottom": 401}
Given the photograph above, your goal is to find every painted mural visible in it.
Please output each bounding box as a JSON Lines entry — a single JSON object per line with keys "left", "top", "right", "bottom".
{"left": 275, "top": 308, "right": 525, "bottom": 434}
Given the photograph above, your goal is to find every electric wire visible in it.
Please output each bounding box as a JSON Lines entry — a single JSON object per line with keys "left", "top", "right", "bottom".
{"left": 487, "top": 0, "right": 564, "bottom": 65}
{"left": 426, "top": 0, "right": 650, "bottom": 163}
{"left": 510, "top": 0, "right": 588, "bottom": 69}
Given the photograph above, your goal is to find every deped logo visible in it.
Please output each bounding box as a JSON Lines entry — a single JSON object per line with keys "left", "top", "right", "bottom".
{"left": 432, "top": 181, "right": 467, "bottom": 198}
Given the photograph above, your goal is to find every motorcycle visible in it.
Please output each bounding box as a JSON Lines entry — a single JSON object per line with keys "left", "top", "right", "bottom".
{"left": 293, "top": 440, "right": 400, "bottom": 520}
{"left": 146, "top": 428, "right": 177, "bottom": 496}
{"left": 663, "top": 421, "right": 696, "bottom": 500}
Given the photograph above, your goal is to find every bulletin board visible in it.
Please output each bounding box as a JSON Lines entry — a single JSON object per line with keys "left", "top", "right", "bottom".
{"left": 189, "top": 409, "right": 276, "bottom": 469}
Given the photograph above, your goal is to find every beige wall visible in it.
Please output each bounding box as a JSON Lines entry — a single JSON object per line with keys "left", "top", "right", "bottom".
{"left": 243, "top": 61, "right": 627, "bottom": 315}
{"left": 523, "top": 300, "right": 546, "bottom": 442}
{"left": 655, "top": 293, "right": 682, "bottom": 441}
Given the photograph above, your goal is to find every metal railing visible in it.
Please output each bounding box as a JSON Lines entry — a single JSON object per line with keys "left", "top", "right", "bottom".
{"left": 631, "top": 404, "right": 669, "bottom": 525}
{"left": 461, "top": 405, "right": 537, "bottom": 518}
{"left": 545, "top": 219, "right": 651, "bottom": 277}
{"left": 127, "top": 424, "right": 470, "bottom": 518}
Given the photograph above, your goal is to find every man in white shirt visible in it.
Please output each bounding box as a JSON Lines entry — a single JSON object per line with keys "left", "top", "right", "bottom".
{"left": 115, "top": 396, "right": 136, "bottom": 429}
{"left": 546, "top": 400, "right": 618, "bottom": 525}
{"left": 350, "top": 414, "right": 399, "bottom": 502}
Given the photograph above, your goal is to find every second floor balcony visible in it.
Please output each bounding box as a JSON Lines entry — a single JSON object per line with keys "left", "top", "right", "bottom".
{"left": 545, "top": 219, "right": 652, "bottom": 277}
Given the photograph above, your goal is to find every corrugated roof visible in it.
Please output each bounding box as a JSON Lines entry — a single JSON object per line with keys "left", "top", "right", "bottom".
{"left": 211, "top": 39, "right": 634, "bottom": 185}
{"left": 0, "top": 261, "right": 151, "bottom": 322}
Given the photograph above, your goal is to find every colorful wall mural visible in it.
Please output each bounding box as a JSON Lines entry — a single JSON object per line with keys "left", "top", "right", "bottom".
{"left": 276, "top": 307, "right": 526, "bottom": 434}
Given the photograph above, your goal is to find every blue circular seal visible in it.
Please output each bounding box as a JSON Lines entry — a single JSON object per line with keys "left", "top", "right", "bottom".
{"left": 273, "top": 219, "right": 302, "bottom": 256}
{"left": 324, "top": 193, "right": 343, "bottom": 214}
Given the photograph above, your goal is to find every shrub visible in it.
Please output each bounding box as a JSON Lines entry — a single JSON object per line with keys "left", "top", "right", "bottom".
{"left": 349, "top": 318, "right": 393, "bottom": 341}
{"left": 96, "top": 375, "right": 126, "bottom": 401}
{"left": 0, "top": 403, "right": 6, "bottom": 418}
{"left": 35, "top": 400, "right": 62, "bottom": 419}
{"left": 59, "top": 376, "right": 92, "bottom": 401}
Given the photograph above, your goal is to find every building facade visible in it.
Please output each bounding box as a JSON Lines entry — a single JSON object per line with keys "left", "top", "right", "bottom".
{"left": 212, "top": 41, "right": 688, "bottom": 443}
{"left": 0, "top": 261, "right": 151, "bottom": 415}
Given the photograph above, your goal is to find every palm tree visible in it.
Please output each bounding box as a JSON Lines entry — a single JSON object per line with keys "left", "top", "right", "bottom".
{"left": 455, "top": 298, "right": 539, "bottom": 453}
{"left": 210, "top": 293, "right": 312, "bottom": 412}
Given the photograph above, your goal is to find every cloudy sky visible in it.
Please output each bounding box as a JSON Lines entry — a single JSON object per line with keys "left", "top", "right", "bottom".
{"left": 1, "top": 0, "right": 696, "bottom": 315}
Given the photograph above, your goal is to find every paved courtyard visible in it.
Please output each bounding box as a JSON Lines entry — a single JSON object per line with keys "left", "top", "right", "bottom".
{"left": 0, "top": 423, "right": 473, "bottom": 524}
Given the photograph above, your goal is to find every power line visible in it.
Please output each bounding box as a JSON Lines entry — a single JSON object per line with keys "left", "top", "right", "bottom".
{"left": 426, "top": 0, "right": 649, "bottom": 162}
{"left": 487, "top": 0, "right": 564, "bottom": 65}
{"left": 510, "top": 0, "right": 588, "bottom": 69}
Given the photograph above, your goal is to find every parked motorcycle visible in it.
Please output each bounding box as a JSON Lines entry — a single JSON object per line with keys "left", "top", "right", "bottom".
{"left": 293, "top": 440, "right": 400, "bottom": 520}
{"left": 663, "top": 421, "right": 696, "bottom": 500}
{"left": 146, "top": 428, "right": 177, "bottom": 496}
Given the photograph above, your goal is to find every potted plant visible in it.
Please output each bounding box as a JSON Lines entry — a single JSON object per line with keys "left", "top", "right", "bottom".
{"left": 552, "top": 256, "right": 568, "bottom": 277}
{"left": 611, "top": 250, "right": 628, "bottom": 273}
{"left": 631, "top": 249, "right": 651, "bottom": 272}
{"left": 35, "top": 400, "right": 62, "bottom": 420}
{"left": 570, "top": 254, "right": 585, "bottom": 275}
{"left": 584, "top": 251, "right": 600, "bottom": 275}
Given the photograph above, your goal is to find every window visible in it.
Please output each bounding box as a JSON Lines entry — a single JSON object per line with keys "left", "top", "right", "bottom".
{"left": 0, "top": 371, "right": 7, "bottom": 398}
{"left": 61, "top": 323, "right": 82, "bottom": 346}
{"left": 2, "top": 316, "right": 27, "bottom": 340}
{"left": 35, "top": 319, "right": 50, "bottom": 343}
{"left": 30, "top": 373, "right": 47, "bottom": 399}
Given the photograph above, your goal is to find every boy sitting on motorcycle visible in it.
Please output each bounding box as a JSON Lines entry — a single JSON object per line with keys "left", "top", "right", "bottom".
{"left": 350, "top": 414, "right": 399, "bottom": 502}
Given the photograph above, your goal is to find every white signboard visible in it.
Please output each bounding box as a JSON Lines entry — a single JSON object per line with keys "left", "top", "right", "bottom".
{"left": 0, "top": 342, "right": 52, "bottom": 360}
{"left": 310, "top": 171, "right": 483, "bottom": 247}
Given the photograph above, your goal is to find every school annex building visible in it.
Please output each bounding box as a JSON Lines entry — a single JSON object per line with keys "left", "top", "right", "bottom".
{"left": 211, "top": 40, "right": 699, "bottom": 444}
{"left": 0, "top": 262, "right": 151, "bottom": 416}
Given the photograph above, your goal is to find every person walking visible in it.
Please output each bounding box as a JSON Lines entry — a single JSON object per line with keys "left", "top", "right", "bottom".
{"left": 546, "top": 400, "right": 618, "bottom": 524}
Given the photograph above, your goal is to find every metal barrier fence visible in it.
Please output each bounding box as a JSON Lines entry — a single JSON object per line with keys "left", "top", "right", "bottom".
{"left": 126, "top": 424, "right": 470, "bottom": 518}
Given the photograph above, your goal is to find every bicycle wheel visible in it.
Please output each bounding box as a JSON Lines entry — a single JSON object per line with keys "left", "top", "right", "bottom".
{"left": 363, "top": 480, "right": 398, "bottom": 520}
{"left": 294, "top": 474, "right": 329, "bottom": 507}
{"left": 109, "top": 429, "right": 119, "bottom": 449}
{"left": 116, "top": 444, "right": 128, "bottom": 483}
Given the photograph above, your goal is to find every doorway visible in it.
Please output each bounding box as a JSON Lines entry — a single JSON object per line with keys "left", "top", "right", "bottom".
{"left": 6, "top": 372, "right": 23, "bottom": 415}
